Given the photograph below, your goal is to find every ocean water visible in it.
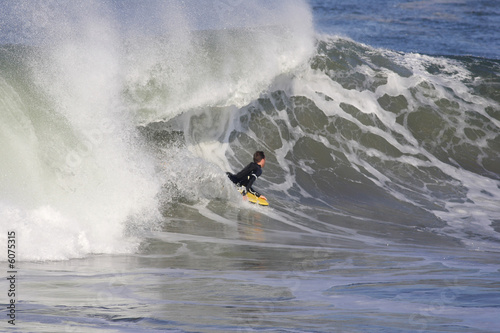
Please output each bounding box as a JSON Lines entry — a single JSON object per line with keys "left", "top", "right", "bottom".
{"left": 1, "top": 0, "right": 499, "bottom": 332}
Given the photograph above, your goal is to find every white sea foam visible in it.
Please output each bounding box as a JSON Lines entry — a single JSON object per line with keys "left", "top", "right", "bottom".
{"left": 0, "top": 0, "right": 161, "bottom": 261}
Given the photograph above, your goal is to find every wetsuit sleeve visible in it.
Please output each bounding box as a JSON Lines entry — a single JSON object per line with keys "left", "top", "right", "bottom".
{"left": 246, "top": 174, "right": 258, "bottom": 193}
{"left": 244, "top": 165, "right": 262, "bottom": 197}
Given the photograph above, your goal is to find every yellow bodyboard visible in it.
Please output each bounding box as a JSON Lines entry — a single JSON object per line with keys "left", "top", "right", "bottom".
{"left": 245, "top": 192, "right": 269, "bottom": 206}
{"left": 237, "top": 188, "right": 269, "bottom": 206}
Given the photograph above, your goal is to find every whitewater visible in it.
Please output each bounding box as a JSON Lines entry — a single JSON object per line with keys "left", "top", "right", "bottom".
{"left": 1, "top": 0, "right": 499, "bottom": 332}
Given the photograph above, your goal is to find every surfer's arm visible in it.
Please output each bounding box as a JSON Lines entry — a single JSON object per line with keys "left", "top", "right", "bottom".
{"left": 246, "top": 174, "right": 261, "bottom": 197}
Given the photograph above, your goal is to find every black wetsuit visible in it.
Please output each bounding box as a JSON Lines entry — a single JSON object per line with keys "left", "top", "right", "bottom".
{"left": 226, "top": 162, "right": 262, "bottom": 197}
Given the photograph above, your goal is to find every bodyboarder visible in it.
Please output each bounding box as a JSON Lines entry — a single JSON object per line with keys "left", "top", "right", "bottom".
{"left": 226, "top": 151, "right": 266, "bottom": 199}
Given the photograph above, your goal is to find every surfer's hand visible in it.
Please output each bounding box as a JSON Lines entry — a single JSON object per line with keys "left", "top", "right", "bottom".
{"left": 260, "top": 195, "right": 267, "bottom": 201}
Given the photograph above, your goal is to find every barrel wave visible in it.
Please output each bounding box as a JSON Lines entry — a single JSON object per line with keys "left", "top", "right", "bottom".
{"left": 1, "top": 0, "right": 499, "bottom": 260}
{"left": 1, "top": 1, "right": 500, "bottom": 332}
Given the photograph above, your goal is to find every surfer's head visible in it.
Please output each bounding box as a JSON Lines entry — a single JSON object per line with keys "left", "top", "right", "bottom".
{"left": 254, "top": 151, "right": 265, "bottom": 167}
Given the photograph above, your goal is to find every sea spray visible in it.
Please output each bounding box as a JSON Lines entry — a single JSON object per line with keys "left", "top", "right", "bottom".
{"left": 121, "top": 0, "right": 315, "bottom": 124}
{"left": 0, "top": 1, "right": 160, "bottom": 260}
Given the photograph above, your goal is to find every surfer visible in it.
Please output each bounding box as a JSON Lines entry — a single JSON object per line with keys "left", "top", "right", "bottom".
{"left": 227, "top": 151, "right": 266, "bottom": 199}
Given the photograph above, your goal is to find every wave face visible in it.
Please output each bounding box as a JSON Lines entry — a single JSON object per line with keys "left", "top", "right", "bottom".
{"left": 1, "top": 0, "right": 499, "bottom": 261}
{"left": 162, "top": 36, "right": 500, "bottom": 250}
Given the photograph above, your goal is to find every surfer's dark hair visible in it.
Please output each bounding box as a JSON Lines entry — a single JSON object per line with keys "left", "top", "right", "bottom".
{"left": 253, "top": 151, "right": 265, "bottom": 163}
